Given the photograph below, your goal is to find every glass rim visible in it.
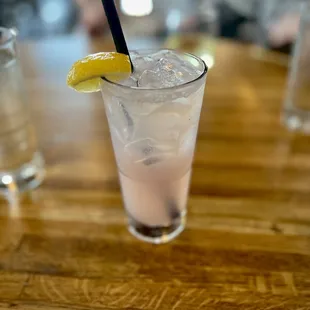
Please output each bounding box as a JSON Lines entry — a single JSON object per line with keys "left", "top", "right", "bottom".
{"left": 0, "top": 27, "right": 17, "bottom": 48}
{"left": 102, "top": 49, "right": 208, "bottom": 92}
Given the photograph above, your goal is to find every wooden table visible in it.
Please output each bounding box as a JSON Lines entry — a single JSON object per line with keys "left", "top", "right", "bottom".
{"left": 1, "top": 34, "right": 310, "bottom": 309}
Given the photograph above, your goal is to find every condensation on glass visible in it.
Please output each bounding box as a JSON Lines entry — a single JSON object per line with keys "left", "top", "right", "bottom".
{"left": 100, "top": 49, "right": 207, "bottom": 244}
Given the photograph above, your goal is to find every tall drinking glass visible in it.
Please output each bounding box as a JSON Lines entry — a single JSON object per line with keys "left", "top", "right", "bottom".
{"left": 0, "top": 27, "right": 44, "bottom": 194}
{"left": 101, "top": 50, "right": 207, "bottom": 243}
{"left": 283, "top": 2, "right": 310, "bottom": 132}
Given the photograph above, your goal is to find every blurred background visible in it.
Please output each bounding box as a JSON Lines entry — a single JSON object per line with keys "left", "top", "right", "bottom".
{"left": 0, "top": 0, "right": 302, "bottom": 55}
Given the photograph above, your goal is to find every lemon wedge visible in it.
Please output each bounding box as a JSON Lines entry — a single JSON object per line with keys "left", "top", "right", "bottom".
{"left": 66, "top": 52, "right": 131, "bottom": 93}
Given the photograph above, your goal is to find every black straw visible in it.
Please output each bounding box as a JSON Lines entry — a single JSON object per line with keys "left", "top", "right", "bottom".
{"left": 101, "top": 0, "right": 133, "bottom": 70}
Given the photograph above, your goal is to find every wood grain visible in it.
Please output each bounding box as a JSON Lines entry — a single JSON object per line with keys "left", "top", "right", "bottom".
{"left": 1, "top": 34, "right": 310, "bottom": 309}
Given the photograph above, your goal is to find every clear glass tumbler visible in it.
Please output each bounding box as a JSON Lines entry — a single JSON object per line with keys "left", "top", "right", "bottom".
{"left": 0, "top": 27, "right": 44, "bottom": 194}
{"left": 283, "top": 2, "right": 310, "bottom": 132}
{"left": 101, "top": 50, "right": 207, "bottom": 243}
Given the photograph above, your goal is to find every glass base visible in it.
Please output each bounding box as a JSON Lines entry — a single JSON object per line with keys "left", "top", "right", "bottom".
{"left": 283, "top": 107, "right": 310, "bottom": 133}
{"left": 0, "top": 152, "right": 45, "bottom": 194}
{"left": 128, "top": 215, "right": 185, "bottom": 244}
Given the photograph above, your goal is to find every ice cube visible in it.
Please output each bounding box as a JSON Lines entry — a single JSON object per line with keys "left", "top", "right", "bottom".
{"left": 129, "top": 51, "right": 140, "bottom": 58}
{"left": 161, "top": 53, "right": 201, "bottom": 83}
{"left": 132, "top": 55, "right": 156, "bottom": 72}
{"left": 142, "top": 157, "right": 161, "bottom": 166}
{"left": 125, "top": 138, "right": 175, "bottom": 165}
{"left": 119, "top": 76, "right": 138, "bottom": 87}
{"left": 130, "top": 51, "right": 157, "bottom": 75}
{"left": 138, "top": 69, "right": 182, "bottom": 89}
{"left": 138, "top": 58, "right": 184, "bottom": 88}
{"left": 125, "top": 138, "right": 157, "bottom": 161}
{"left": 138, "top": 152, "right": 174, "bottom": 166}
{"left": 120, "top": 52, "right": 158, "bottom": 87}
{"left": 151, "top": 50, "right": 201, "bottom": 79}
{"left": 137, "top": 54, "right": 201, "bottom": 89}
{"left": 149, "top": 49, "right": 175, "bottom": 61}
{"left": 107, "top": 98, "right": 134, "bottom": 141}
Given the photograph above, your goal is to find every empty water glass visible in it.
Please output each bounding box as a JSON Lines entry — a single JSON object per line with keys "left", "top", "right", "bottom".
{"left": 0, "top": 27, "right": 44, "bottom": 194}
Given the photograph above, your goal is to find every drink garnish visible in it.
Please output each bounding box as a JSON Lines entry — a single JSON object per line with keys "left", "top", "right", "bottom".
{"left": 66, "top": 52, "right": 131, "bottom": 93}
